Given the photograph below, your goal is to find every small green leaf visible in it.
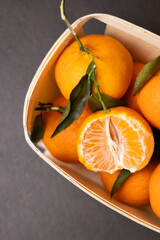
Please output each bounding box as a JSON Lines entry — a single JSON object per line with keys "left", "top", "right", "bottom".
{"left": 133, "top": 56, "right": 160, "bottom": 95}
{"left": 111, "top": 169, "right": 132, "bottom": 197}
{"left": 58, "top": 101, "right": 70, "bottom": 124}
{"left": 88, "top": 93, "right": 124, "bottom": 112}
{"left": 31, "top": 114, "right": 45, "bottom": 145}
{"left": 51, "top": 74, "right": 90, "bottom": 138}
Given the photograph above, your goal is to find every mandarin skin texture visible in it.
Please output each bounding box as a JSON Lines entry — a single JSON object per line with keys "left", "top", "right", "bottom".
{"left": 137, "top": 70, "right": 160, "bottom": 130}
{"left": 55, "top": 34, "right": 133, "bottom": 100}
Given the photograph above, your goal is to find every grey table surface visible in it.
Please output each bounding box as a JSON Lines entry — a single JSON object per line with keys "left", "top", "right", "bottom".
{"left": 1, "top": 0, "right": 160, "bottom": 239}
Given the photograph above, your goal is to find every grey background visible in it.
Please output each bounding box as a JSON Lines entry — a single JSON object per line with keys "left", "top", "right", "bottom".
{"left": 1, "top": 0, "right": 160, "bottom": 239}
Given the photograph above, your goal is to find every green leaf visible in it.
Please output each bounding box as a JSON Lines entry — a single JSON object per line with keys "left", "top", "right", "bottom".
{"left": 111, "top": 169, "right": 132, "bottom": 197}
{"left": 51, "top": 74, "right": 91, "bottom": 138}
{"left": 31, "top": 114, "right": 45, "bottom": 145}
{"left": 51, "top": 60, "right": 97, "bottom": 138}
{"left": 58, "top": 101, "right": 70, "bottom": 124}
{"left": 133, "top": 56, "right": 160, "bottom": 95}
{"left": 88, "top": 93, "right": 124, "bottom": 112}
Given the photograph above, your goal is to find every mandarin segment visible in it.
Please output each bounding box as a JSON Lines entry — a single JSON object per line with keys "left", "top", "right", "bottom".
{"left": 77, "top": 107, "right": 154, "bottom": 173}
{"left": 55, "top": 34, "right": 133, "bottom": 100}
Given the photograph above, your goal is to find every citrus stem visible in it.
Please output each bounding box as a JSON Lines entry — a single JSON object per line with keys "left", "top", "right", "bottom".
{"left": 35, "top": 106, "right": 65, "bottom": 113}
{"left": 87, "top": 61, "right": 108, "bottom": 112}
{"left": 60, "top": 0, "right": 99, "bottom": 59}
{"left": 94, "top": 81, "right": 108, "bottom": 112}
{"left": 88, "top": 64, "right": 96, "bottom": 78}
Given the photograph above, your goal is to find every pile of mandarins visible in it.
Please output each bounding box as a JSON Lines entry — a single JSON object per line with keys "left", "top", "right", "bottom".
{"left": 41, "top": 34, "right": 160, "bottom": 219}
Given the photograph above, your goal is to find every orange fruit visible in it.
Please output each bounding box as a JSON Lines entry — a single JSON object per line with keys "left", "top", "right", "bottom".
{"left": 137, "top": 69, "right": 160, "bottom": 130}
{"left": 77, "top": 106, "right": 154, "bottom": 173}
{"left": 55, "top": 34, "right": 133, "bottom": 100}
{"left": 124, "top": 62, "right": 144, "bottom": 113}
{"left": 100, "top": 160, "right": 157, "bottom": 207}
{"left": 43, "top": 95, "right": 92, "bottom": 163}
{"left": 149, "top": 163, "right": 160, "bottom": 218}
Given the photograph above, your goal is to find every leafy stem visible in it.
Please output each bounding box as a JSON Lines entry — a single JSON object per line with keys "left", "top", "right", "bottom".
{"left": 60, "top": 0, "right": 99, "bottom": 59}
{"left": 93, "top": 77, "right": 108, "bottom": 112}
{"left": 35, "top": 106, "right": 65, "bottom": 113}
{"left": 35, "top": 102, "right": 65, "bottom": 113}
{"left": 60, "top": 1, "right": 106, "bottom": 112}
{"left": 31, "top": 101, "right": 65, "bottom": 145}
{"left": 51, "top": 61, "right": 96, "bottom": 138}
{"left": 87, "top": 60, "right": 108, "bottom": 112}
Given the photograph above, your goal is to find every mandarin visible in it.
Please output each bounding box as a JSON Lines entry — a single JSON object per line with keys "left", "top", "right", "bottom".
{"left": 137, "top": 69, "right": 160, "bottom": 130}
{"left": 124, "top": 62, "right": 144, "bottom": 113}
{"left": 55, "top": 34, "right": 133, "bottom": 100}
{"left": 77, "top": 107, "right": 154, "bottom": 173}
{"left": 100, "top": 160, "right": 157, "bottom": 207}
{"left": 149, "top": 163, "right": 160, "bottom": 218}
{"left": 43, "top": 95, "right": 92, "bottom": 163}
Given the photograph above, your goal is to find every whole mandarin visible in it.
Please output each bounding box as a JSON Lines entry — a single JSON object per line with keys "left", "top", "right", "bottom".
{"left": 55, "top": 34, "right": 133, "bottom": 100}
{"left": 124, "top": 62, "right": 144, "bottom": 113}
{"left": 43, "top": 95, "right": 92, "bottom": 163}
{"left": 149, "top": 163, "right": 160, "bottom": 218}
{"left": 137, "top": 69, "right": 160, "bottom": 130}
{"left": 100, "top": 160, "right": 157, "bottom": 207}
